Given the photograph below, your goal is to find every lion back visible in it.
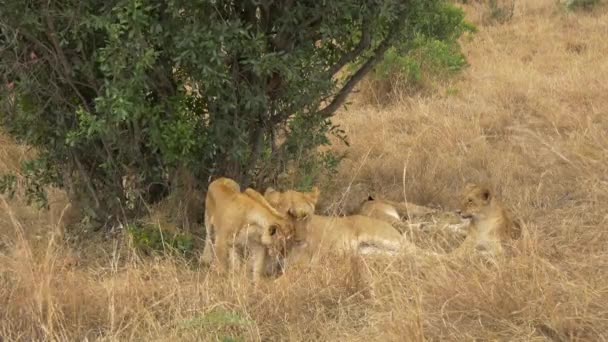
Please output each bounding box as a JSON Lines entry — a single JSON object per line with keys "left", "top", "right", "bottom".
{"left": 243, "top": 188, "right": 285, "bottom": 219}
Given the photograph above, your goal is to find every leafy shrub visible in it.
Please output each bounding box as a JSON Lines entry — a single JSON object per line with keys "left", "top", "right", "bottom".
{"left": 362, "top": 2, "right": 475, "bottom": 104}
{"left": 561, "top": 0, "right": 602, "bottom": 11}
{"left": 127, "top": 223, "right": 195, "bottom": 257}
{"left": 268, "top": 115, "right": 348, "bottom": 191}
{"left": 0, "top": 174, "right": 17, "bottom": 199}
{"left": 485, "top": 0, "right": 516, "bottom": 24}
{"left": 0, "top": 0, "right": 471, "bottom": 227}
{"left": 179, "top": 309, "right": 252, "bottom": 341}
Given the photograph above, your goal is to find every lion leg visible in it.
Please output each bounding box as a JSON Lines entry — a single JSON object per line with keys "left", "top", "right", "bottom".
{"left": 350, "top": 254, "right": 376, "bottom": 300}
{"left": 283, "top": 243, "right": 309, "bottom": 271}
{"left": 249, "top": 244, "right": 267, "bottom": 285}
{"left": 395, "top": 202, "right": 438, "bottom": 219}
{"left": 229, "top": 244, "right": 243, "bottom": 275}
{"left": 263, "top": 253, "right": 284, "bottom": 278}
{"left": 214, "top": 234, "right": 231, "bottom": 274}
{"left": 201, "top": 213, "right": 214, "bottom": 264}
{"left": 356, "top": 234, "right": 402, "bottom": 256}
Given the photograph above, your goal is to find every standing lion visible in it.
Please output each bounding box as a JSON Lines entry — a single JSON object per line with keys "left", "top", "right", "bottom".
{"left": 202, "top": 178, "right": 295, "bottom": 283}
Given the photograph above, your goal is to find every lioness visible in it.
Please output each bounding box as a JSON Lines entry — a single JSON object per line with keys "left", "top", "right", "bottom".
{"left": 453, "top": 183, "right": 522, "bottom": 257}
{"left": 264, "top": 187, "right": 320, "bottom": 241}
{"left": 357, "top": 195, "right": 438, "bottom": 225}
{"left": 264, "top": 188, "right": 422, "bottom": 270}
{"left": 202, "top": 178, "right": 294, "bottom": 282}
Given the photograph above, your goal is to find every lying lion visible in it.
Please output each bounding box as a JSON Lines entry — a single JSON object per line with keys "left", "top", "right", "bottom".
{"left": 202, "top": 178, "right": 295, "bottom": 282}
{"left": 357, "top": 195, "right": 438, "bottom": 225}
{"left": 356, "top": 195, "right": 469, "bottom": 245}
{"left": 452, "top": 183, "right": 522, "bottom": 258}
{"left": 356, "top": 184, "right": 522, "bottom": 260}
{"left": 263, "top": 188, "right": 427, "bottom": 271}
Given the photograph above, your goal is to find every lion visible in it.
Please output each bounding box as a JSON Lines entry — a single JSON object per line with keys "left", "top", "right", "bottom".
{"left": 357, "top": 195, "right": 438, "bottom": 225}
{"left": 453, "top": 183, "right": 522, "bottom": 258}
{"left": 264, "top": 187, "right": 439, "bottom": 298}
{"left": 356, "top": 195, "right": 469, "bottom": 246}
{"left": 202, "top": 178, "right": 295, "bottom": 282}
{"left": 264, "top": 187, "right": 320, "bottom": 241}
{"left": 300, "top": 214, "right": 415, "bottom": 258}
{"left": 263, "top": 188, "right": 426, "bottom": 271}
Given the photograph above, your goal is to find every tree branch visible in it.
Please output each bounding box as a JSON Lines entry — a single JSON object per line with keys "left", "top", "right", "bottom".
{"left": 272, "top": 2, "right": 320, "bottom": 52}
{"left": 326, "top": 16, "right": 372, "bottom": 77}
{"left": 72, "top": 153, "right": 101, "bottom": 210}
{"left": 318, "top": 16, "right": 408, "bottom": 118}
{"left": 43, "top": 5, "right": 93, "bottom": 113}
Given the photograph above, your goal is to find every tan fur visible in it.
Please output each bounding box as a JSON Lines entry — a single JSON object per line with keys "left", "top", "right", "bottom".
{"left": 357, "top": 195, "right": 438, "bottom": 225}
{"left": 291, "top": 215, "right": 413, "bottom": 263}
{"left": 454, "top": 183, "right": 522, "bottom": 258}
{"left": 264, "top": 187, "right": 319, "bottom": 242}
{"left": 202, "top": 178, "right": 295, "bottom": 283}
{"left": 355, "top": 196, "right": 470, "bottom": 243}
{"left": 264, "top": 189, "right": 424, "bottom": 271}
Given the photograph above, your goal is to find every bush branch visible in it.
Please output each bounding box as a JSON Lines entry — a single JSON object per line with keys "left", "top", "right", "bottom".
{"left": 319, "top": 19, "right": 406, "bottom": 118}
{"left": 326, "top": 16, "right": 372, "bottom": 77}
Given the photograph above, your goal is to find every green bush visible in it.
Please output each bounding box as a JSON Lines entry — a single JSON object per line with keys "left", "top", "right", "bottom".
{"left": 127, "top": 223, "right": 194, "bottom": 257}
{"left": 269, "top": 114, "right": 348, "bottom": 191}
{"left": 485, "top": 0, "right": 515, "bottom": 24}
{"left": 561, "top": 0, "right": 602, "bottom": 11}
{"left": 366, "top": 2, "right": 475, "bottom": 101}
{"left": 179, "top": 309, "right": 252, "bottom": 341}
{"left": 0, "top": 0, "right": 471, "bottom": 226}
{"left": 0, "top": 174, "right": 17, "bottom": 199}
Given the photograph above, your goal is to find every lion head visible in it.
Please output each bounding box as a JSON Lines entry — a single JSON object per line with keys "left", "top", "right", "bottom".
{"left": 458, "top": 183, "right": 493, "bottom": 221}
{"left": 243, "top": 188, "right": 296, "bottom": 255}
{"left": 264, "top": 187, "right": 320, "bottom": 238}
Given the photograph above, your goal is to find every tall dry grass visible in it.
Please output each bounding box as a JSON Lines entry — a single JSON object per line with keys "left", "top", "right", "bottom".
{"left": 1, "top": 1, "right": 608, "bottom": 340}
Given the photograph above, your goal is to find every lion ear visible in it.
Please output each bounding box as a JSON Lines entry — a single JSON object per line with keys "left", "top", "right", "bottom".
{"left": 264, "top": 187, "right": 277, "bottom": 197}
{"left": 308, "top": 186, "right": 320, "bottom": 204}
{"left": 481, "top": 188, "right": 492, "bottom": 201}
{"left": 269, "top": 224, "right": 281, "bottom": 237}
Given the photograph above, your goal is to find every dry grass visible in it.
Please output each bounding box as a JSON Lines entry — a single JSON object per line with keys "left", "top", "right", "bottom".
{"left": 2, "top": 1, "right": 608, "bottom": 340}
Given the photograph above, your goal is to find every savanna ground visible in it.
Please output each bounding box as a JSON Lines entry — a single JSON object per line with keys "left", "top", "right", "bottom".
{"left": 1, "top": 1, "right": 608, "bottom": 340}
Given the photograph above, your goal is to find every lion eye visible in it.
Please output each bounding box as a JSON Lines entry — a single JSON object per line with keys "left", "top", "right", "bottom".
{"left": 269, "top": 225, "right": 278, "bottom": 236}
{"left": 468, "top": 199, "right": 473, "bottom": 203}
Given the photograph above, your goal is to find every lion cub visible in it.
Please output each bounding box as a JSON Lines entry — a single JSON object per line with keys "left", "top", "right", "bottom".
{"left": 202, "top": 178, "right": 294, "bottom": 282}
{"left": 454, "top": 183, "right": 521, "bottom": 257}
